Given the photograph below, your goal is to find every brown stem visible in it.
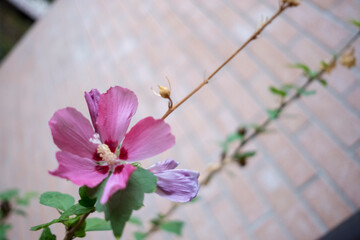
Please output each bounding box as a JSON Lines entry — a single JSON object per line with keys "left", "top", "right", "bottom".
{"left": 161, "top": 5, "right": 289, "bottom": 120}
{"left": 146, "top": 30, "right": 360, "bottom": 238}
{"left": 63, "top": 211, "right": 93, "bottom": 240}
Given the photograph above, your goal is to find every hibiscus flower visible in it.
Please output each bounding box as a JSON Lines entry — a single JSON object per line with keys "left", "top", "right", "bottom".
{"left": 49, "top": 86, "right": 199, "bottom": 204}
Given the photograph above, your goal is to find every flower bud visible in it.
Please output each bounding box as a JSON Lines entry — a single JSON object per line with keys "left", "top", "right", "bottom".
{"left": 340, "top": 48, "right": 356, "bottom": 69}
{"left": 282, "top": 0, "right": 300, "bottom": 7}
{"left": 158, "top": 85, "right": 171, "bottom": 99}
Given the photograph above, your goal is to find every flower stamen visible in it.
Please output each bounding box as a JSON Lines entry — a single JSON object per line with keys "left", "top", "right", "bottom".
{"left": 97, "top": 144, "right": 117, "bottom": 166}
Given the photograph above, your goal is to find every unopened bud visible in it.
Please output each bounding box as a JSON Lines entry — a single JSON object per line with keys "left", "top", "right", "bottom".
{"left": 340, "top": 48, "right": 356, "bottom": 69}
{"left": 282, "top": 0, "right": 300, "bottom": 7}
{"left": 321, "top": 60, "right": 336, "bottom": 74}
{"left": 158, "top": 85, "right": 171, "bottom": 99}
{"left": 237, "top": 127, "right": 247, "bottom": 136}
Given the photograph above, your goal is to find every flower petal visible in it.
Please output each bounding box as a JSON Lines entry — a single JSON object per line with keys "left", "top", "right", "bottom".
{"left": 100, "top": 164, "right": 137, "bottom": 204}
{"left": 85, "top": 89, "right": 101, "bottom": 132}
{"left": 154, "top": 169, "right": 200, "bottom": 202}
{"left": 97, "top": 86, "right": 138, "bottom": 152}
{"left": 49, "top": 107, "right": 98, "bottom": 158}
{"left": 50, "top": 151, "right": 109, "bottom": 188}
{"left": 120, "top": 117, "right": 175, "bottom": 161}
{"left": 148, "top": 159, "right": 178, "bottom": 173}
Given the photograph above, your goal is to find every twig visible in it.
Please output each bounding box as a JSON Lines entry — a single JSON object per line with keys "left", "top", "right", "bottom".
{"left": 161, "top": 3, "right": 290, "bottom": 120}
{"left": 63, "top": 211, "right": 93, "bottom": 240}
{"left": 145, "top": 31, "right": 360, "bottom": 238}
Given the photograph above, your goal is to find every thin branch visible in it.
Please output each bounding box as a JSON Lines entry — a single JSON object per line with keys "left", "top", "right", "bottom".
{"left": 63, "top": 211, "right": 93, "bottom": 240}
{"left": 161, "top": 4, "right": 290, "bottom": 120}
{"left": 145, "top": 31, "right": 360, "bottom": 238}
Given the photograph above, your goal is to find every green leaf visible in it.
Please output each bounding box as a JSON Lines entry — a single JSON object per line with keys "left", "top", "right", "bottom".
{"left": 30, "top": 219, "right": 64, "bottom": 231}
{"left": 129, "top": 216, "right": 142, "bottom": 226}
{"left": 0, "top": 189, "right": 19, "bottom": 201}
{"left": 85, "top": 218, "right": 111, "bottom": 231}
{"left": 60, "top": 204, "right": 94, "bottom": 219}
{"left": 350, "top": 19, "right": 360, "bottom": 28}
{"left": 78, "top": 187, "right": 96, "bottom": 208}
{"left": 134, "top": 232, "right": 146, "bottom": 240}
{"left": 317, "top": 78, "right": 328, "bottom": 87}
{"left": 291, "top": 63, "right": 311, "bottom": 75}
{"left": 188, "top": 196, "right": 201, "bottom": 204}
{"left": 269, "top": 86, "right": 286, "bottom": 97}
{"left": 321, "top": 61, "right": 328, "bottom": 69}
{"left": 297, "top": 89, "right": 316, "bottom": 96}
{"left": 267, "top": 109, "right": 280, "bottom": 120}
{"left": 0, "top": 224, "right": 11, "bottom": 240}
{"left": 220, "top": 132, "right": 244, "bottom": 152}
{"left": 160, "top": 220, "right": 184, "bottom": 236}
{"left": 89, "top": 167, "right": 157, "bottom": 238}
{"left": 234, "top": 151, "right": 257, "bottom": 159}
{"left": 39, "top": 227, "right": 56, "bottom": 240}
{"left": 73, "top": 219, "right": 86, "bottom": 238}
{"left": 16, "top": 191, "right": 37, "bottom": 206}
{"left": 40, "top": 192, "right": 75, "bottom": 211}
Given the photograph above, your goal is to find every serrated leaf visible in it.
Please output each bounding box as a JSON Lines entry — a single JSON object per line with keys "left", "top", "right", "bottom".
{"left": 0, "top": 189, "right": 19, "bottom": 201}
{"left": 39, "top": 227, "right": 56, "bottom": 240}
{"left": 40, "top": 192, "right": 75, "bottom": 211}
{"left": 267, "top": 109, "right": 280, "bottom": 120}
{"left": 88, "top": 167, "right": 157, "bottom": 238}
{"left": 78, "top": 187, "right": 96, "bottom": 208}
{"left": 60, "top": 204, "right": 94, "bottom": 219}
{"left": 134, "top": 232, "right": 146, "bottom": 240}
{"left": 317, "top": 78, "right": 328, "bottom": 87}
{"left": 160, "top": 220, "right": 184, "bottom": 236}
{"left": 129, "top": 216, "right": 142, "bottom": 226}
{"left": 269, "top": 86, "right": 286, "bottom": 97}
{"left": 85, "top": 218, "right": 111, "bottom": 231}
{"left": 350, "top": 19, "right": 360, "bottom": 28}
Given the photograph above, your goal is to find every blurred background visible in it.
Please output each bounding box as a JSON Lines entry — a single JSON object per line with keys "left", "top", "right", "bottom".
{"left": 1, "top": 0, "right": 360, "bottom": 239}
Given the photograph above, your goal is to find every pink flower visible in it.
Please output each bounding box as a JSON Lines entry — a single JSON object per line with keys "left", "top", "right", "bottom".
{"left": 49, "top": 86, "right": 175, "bottom": 204}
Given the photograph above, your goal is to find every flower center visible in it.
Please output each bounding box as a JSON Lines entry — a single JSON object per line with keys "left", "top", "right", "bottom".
{"left": 97, "top": 144, "right": 117, "bottom": 166}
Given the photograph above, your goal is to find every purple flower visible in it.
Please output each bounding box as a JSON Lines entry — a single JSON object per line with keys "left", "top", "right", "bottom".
{"left": 148, "top": 159, "right": 200, "bottom": 202}
{"left": 49, "top": 86, "right": 180, "bottom": 204}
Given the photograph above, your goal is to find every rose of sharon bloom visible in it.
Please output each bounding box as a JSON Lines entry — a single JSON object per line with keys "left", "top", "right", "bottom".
{"left": 148, "top": 159, "right": 200, "bottom": 202}
{"left": 49, "top": 86, "right": 199, "bottom": 204}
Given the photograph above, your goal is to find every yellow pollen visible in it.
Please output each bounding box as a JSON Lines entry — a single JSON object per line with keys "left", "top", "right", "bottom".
{"left": 97, "top": 144, "right": 117, "bottom": 165}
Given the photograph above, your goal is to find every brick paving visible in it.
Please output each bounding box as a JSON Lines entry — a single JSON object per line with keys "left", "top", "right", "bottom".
{"left": 0, "top": 0, "right": 360, "bottom": 239}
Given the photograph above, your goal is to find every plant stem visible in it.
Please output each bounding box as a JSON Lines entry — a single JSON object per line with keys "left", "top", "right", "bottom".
{"left": 145, "top": 30, "right": 360, "bottom": 238}
{"left": 161, "top": 4, "right": 289, "bottom": 120}
{"left": 63, "top": 211, "right": 93, "bottom": 240}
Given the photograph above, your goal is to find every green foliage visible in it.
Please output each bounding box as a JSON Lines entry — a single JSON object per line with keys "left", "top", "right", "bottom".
{"left": 85, "top": 218, "right": 111, "bottom": 231}
{"left": 291, "top": 63, "right": 318, "bottom": 78}
{"left": 317, "top": 78, "right": 328, "bottom": 87}
{"left": 88, "top": 167, "right": 157, "bottom": 238}
{"left": 233, "top": 151, "right": 257, "bottom": 167}
{"left": 31, "top": 219, "right": 65, "bottom": 231}
{"left": 350, "top": 20, "right": 360, "bottom": 28}
{"left": 39, "top": 227, "right": 56, "bottom": 240}
{"left": 0, "top": 224, "right": 11, "bottom": 240}
{"left": 78, "top": 187, "right": 96, "bottom": 208}
{"left": 269, "top": 86, "right": 286, "bottom": 97}
{"left": 297, "top": 89, "right": 316, "bottom": 96}
{"left": 60, "top": 204, "right": 94, "bottom": 219}
{"left": 0, "top": 189, "right": 18, "bottom": 201}
{"left": 267, "top": 109, "right": 281, "bottom": 120}
{"left": 40, "top": 192, "right": 75, "bottom": 212}
{"left": 160, "top": 220, "right": 184, "bottom": 236}
{"left": 134, "top": 232, "right": 146, "bottom": 240}
{"left": 129, "top": 216, "right": 142, "bottom": 226}
{"left": 220, "top": 131, "right": 245, "bottom": 152}
{"left": 16, "top": 192, "right": 37, "bottom": 206}
{"left": 71, "top": 217, "right": 87, "bottom": 238}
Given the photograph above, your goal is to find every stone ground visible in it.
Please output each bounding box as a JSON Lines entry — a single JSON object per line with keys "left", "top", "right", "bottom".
{"left": 1, "top": 0, "right": 360, "bottom": 239}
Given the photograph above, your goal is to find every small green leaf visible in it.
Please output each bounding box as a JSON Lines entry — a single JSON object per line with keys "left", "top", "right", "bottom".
{"left": 269, "top": 86, "right": 286, "bottom": 97}
{"left": 267, "top": 109, "right": 280, "bottom": 120}
{"left": 78, "top": 187, "right": 96, "bottom": 208}
{"left": 30, "top": 219, "right": 64, "bottom": 231}
{"left": 350, "top": 19, "right": 360, "bottom": 28}
{"left": 0, "top": 189, "right": 19, "bottom": 201}
{"left": 40, "top": 192, "right": 75, "bottom": 211}
{"left": 39, "top": 227, "right": 56, "bottom": 240}
{"left": 16, "top": 191, "right": 37, "bottom": 206}
{"left": 60, "top": 204, "right": 94, "bottom": 219}
{"left": 291, "top": 63, "right": 311, "bottom": 75}
{"left": 317, "top": 78, "right": 328, "bottom": 87}
{"left": 85, "top": 218, "right": 111, "bottom": 231}
{"left": 297, "top": 89, "right": 316, "bottom": 96}
{"left": 234, "top": 151, "right": 257, "bottom": 159}
{"left": 134, "top": 232, "right": 146, "bottom": 240}
{"left": 188, "top": 196, "right": 201, "bottom": 203}
{"left": 129, "top": 216, "right": 142, "bottom": 226}
{"left": 73, "top": 219, "right": 87, "bottom": 238}
{"left": 321, "top": 61, "right": 328, "bottom": 69}
{"left": 160, "top": 220, "right": 184, "bottom": 236}
{"left": 0, "top": 224, "right": 11, "bottom": 239}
